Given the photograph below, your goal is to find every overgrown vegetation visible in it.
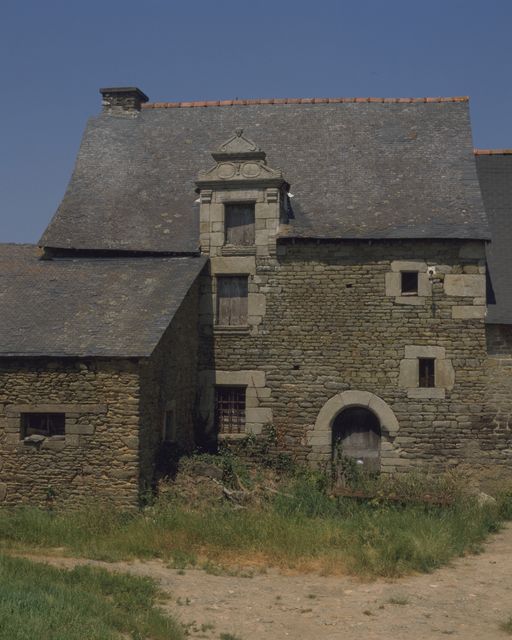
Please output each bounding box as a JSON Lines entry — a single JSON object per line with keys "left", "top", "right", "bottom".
{"left": 0, "top": 449, "right": 510, "bottom": 578}
{"left": 0, "top": 554, "right": 183, "bottom": 640}
{"left": 501, "top": 617, "right": 512, "bottom": 635}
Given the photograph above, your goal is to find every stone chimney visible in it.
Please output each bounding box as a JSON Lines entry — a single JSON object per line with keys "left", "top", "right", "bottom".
{"left": 99, "top": 87, "right": 149, "bottom": 113}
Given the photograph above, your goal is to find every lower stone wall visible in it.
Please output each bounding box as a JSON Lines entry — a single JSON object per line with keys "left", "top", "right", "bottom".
{"left": 482, "top": 325, "right": 512, "bottom": 469}
{"left": 0, "top": 359, "right": 141, "bottom": 509}
{"left": 139, "top": 280, "right": 200, "bottom": 490}
{"left": 201, "top": 240, "right": 492, "bottom": 472}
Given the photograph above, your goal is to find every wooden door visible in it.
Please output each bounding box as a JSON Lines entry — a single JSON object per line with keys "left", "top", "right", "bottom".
{"left": 332, "top": 407, "right": 381, "bottom": 471}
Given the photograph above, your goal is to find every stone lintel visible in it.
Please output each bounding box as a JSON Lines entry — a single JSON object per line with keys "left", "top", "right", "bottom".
{"left": 7, "top": 403, "right": 107, "bottom": 415}
{"left": 391, "top": 260, "right": 428, "bottom": 273}
{"left": 210, "top": 256, "right": 256, "bottom": 275}
{"left": 404, "top": 345, "right": 446, "bottom": 359}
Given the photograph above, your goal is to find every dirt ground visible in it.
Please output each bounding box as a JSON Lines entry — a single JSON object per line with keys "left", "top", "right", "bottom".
{"left": 23, "top": 524, "right": 512, "bottom": 639}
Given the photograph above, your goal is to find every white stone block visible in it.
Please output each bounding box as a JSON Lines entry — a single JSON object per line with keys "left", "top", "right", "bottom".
{"left": 444, "top": 274, "right": 485, "bottom": 297}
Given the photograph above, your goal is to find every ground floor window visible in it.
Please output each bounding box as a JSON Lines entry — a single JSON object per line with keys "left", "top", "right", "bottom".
{"left": 215, "top": 386, "right": 246, "bottom": 434}
{"left": 21, "top": 413, "right": 65, "bottom": 438}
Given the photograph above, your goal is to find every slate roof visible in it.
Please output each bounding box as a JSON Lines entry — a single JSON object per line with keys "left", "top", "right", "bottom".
{"left": 0, "top": 245, "right": 205, "bottom": 357}
{"left": 40, "top": 96, "right": 489, "bottom": 253}
{"left": 475, "top": 151, "right": 512, "bottom": 324}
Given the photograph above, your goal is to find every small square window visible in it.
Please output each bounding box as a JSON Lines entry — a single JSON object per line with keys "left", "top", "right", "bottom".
{"left": 224, "top": 203, "right": 255, "bottom": 246}
{"left": 401, "top": 271, "right": 419, "bottom": 295}
{"left": 21, "top": 413, "right": 65, "bottom": 438}
{"left": 215, "top": 386, "right": 246, "bottom": 434}
{"left": 418, "top": 358, "right": 435, "bottom": 388}
{"left": 216, "top": 276, "right": 248, "bottom": 326}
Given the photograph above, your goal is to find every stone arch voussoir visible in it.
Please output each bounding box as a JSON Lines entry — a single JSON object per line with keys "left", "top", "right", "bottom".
{"left": 306, "top": 391, "right": 400, "bottom": 459}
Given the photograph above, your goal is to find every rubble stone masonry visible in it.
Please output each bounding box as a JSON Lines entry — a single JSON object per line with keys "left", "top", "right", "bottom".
{"left": 0, "top": 359, "right": 141, "bottom": 508}
{"left": 200, "top": 239, "right": 506, "bottom": 472}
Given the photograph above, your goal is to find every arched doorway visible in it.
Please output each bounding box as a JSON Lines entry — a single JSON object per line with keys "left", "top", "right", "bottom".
{"left": 332, "top": 407, "right": 381, "bottom": 471}
{"left": 307, "top": 390, "right": 400, "bottom": 468}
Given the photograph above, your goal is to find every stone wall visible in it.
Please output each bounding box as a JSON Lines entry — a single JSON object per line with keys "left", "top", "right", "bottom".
{"left": 482, "top": 324, "right": 512, "bottom": 468}
{"left": 0, "top": 359, "right": 141, "bottom": 508}
{"left": 139, "top": 280, "right": 200, "bottom": 489}
{"left": 200, "top": 239, "right": 494, "bottom": 472}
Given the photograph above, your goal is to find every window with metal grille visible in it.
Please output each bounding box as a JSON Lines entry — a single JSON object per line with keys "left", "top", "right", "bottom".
{"left": 418, "top": 358, "right": 435, "bottom": 388}
{"left": 224, "top": 203, "right": 255, "bottom": 246}
{"left": 216, "top": 276, "right": 248, "bottom": 325}
{"left": 21, "top": 413, "right": 65, "bottom": 438}
{"left": 215, "top": 386, "right": 246, "bottom": 434}
{"left": 401, "top": 271, "right": 419, "bottom": 295}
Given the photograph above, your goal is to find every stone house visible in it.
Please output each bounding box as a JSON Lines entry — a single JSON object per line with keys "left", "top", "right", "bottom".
{"left": 0, "top": 87, "right": 511, "bottom": 507}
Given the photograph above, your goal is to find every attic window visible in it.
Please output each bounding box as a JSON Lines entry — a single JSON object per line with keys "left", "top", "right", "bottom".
{"left": 418, "top": 358, "right": 435, "bottom": 388}
{"left": 224, "top": 203, "right": 255, "bottom": 246}
{"left": 21, "top": 413, "right": 65, "bottom": 438}
{"left": 401, "top": 271, "right": 418, "bottom": 295}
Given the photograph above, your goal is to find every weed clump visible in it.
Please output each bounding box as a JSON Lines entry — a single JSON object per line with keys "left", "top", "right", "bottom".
{"left": 0, "top": 451, "right": 510, "bottom": 578}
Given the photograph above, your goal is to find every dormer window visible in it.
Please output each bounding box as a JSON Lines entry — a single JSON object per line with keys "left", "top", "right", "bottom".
{"left": 224, "top": 203, "right": 255, "bottom": 246}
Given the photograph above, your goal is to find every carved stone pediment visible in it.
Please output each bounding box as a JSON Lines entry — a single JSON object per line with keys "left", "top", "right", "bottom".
{"left": 196, "top": 129, "right": 287, "bottom": 190}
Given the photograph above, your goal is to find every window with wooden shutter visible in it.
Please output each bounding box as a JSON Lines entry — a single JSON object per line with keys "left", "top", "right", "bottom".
{"left": 216, "top": 276, "right": 248, "bottom": 326}
{"left": 224, "top": 203, "right": 255, "bottom": 246}
{"left": 418, "top": 358, "right": 435, "bottom": 388}
{"left": 215, "top": 386, "right": 246, "bottom": 434}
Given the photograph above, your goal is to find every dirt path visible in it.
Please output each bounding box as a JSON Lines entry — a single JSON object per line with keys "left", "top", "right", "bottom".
{"left": 20, "top": 525, "right": 512, "bottom": 639}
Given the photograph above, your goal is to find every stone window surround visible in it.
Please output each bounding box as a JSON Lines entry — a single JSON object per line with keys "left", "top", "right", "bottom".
{"left": 209, "top": 256, "right": 266, "bottom": 332}
{"left": 199, "top": 188, "right": 281, "bottom": 259}
{"left": 385, "top": 260, "right": 432, "bottom": 305}
{"left": 198, "top": 370, "right": 272, "bottom": 440}
{"left": 398, "top": 346, "right": 455, "bottom": 399}
{"left": 306, "top": 390, "right": 400, "bottom": 472}
{"left": 3, "top": 403, "right": 107, "bottom": 449}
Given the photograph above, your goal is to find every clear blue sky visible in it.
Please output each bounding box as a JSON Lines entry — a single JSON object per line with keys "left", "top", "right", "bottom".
{"left": 2, "top": 0, "right": 512, "bottom": 243}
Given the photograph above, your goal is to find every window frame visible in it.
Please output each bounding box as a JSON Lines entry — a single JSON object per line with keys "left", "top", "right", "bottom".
{"left": 418, "top": 358, "right": 436, "bottom": 388}
{"left": 224, "top": 202, "right": 256, "bottom": 247}
{"left": 20, "top": 412, "right": 66, "bottom": 439}
{"left": 214, "top": 385, "right": 247, "bottom": 434}
{"left": 216, "top": 274, "right": 249, "bottom": 326}
{"left": 401, "top": 271, "right": 419, "bottom": 296}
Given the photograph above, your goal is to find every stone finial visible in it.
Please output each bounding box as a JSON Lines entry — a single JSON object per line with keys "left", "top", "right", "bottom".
{"left": 215, "top": 128, "right": 261, "bottom": 156}
{"left": 100, "top": 87, "right": 149, "bottom": 113}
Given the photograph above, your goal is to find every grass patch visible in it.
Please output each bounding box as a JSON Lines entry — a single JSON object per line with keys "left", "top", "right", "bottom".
{"left": 0, "top": 460, "right": 510, "bottom": 579}
{"left": 387, "top": 595, "right": 409, "bottom": 605}
{"left": 501, "top": 616, "right": 512, "bottom": 635}
{"left": 0, "top": 554, "right": 182, "bottom": 640}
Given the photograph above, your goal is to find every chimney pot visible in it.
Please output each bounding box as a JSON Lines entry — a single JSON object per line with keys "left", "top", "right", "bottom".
{"left": 99, "top": 87, "right": 149, "bottom": 113}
